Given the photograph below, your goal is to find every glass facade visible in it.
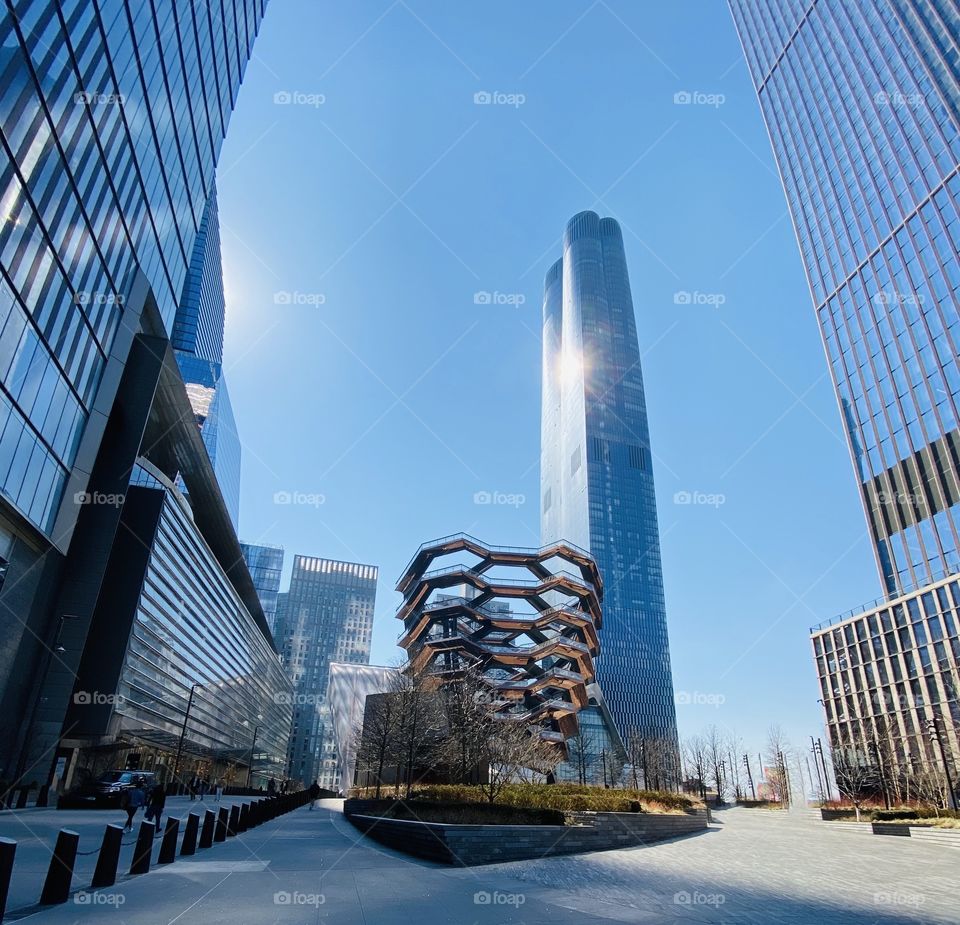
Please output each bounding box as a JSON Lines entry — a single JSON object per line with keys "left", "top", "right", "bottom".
{"left": 541, "top": 211, "right": 678, "bottom": 756}
{"left": 811, "top": 574, "right": 960, "bottom": 782}
{"left": 241, "top": 541, "right": 285, "bottom": 635}
{"left": 0, "top": 0, "right": 266, "bottom": 540}
{"left": 731, "top": 0, "right": 960, "bottom": 593}
{"left": 273, "top": 556, "right": 378, "bottom": 787}
{"left": 67, "top": 469, "right": 291, "bottom": 784}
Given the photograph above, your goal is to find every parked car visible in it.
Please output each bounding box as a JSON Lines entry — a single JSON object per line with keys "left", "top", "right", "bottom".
{"left": 59, "top": 770, "right": 157, "bottom": 808}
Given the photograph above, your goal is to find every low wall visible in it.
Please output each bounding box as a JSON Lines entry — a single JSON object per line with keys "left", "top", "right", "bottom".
{"left": 343, "top": 800, "right": 709, "bottom": 865}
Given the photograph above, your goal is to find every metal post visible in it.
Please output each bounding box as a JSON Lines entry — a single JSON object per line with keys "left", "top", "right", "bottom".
{"left": 199, "top": 810, "right": 215, "bottom": 849}
{"left": 40, "top": 829, "right": 79, "bottom": 904}
{"left": 173, "top": 682, "right": 199, "bottom": 782}
{"left": 810, "top": 736, "right": 826, "bottom": 802}
{"left": 227, "top": 804, "right": 240, "bottom": 837}
{"left": 214, "top": 807, "right": 228, "bottom": 842}
{"left": 129, "top": 821, "right": 155, "bottom": 875}
{"left": 158, "top": 817, "right": 179, "bottom": 864}
{"left": 742, "top": 754, "right": 756, "bottom": 800}
{"left": 180, "top": 813, "right": 200, "bottom": 856}
{"left": 90, "top": 824, "right": 124, "bottom": 888}
{"left": 0, "top": 838, "right": 16, "bottom": 921}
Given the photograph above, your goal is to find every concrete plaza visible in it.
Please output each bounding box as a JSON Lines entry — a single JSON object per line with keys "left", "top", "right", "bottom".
{"left": 5, "top": 801, "right": 956, "bottom": 924}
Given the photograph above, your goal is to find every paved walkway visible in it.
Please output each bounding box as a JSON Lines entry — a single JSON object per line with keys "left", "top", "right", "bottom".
{"left": 0, "top": 795, "right": 266, "bottom": 915}
{"left": 8, "top": 802, "right": 957, "bottom": 924}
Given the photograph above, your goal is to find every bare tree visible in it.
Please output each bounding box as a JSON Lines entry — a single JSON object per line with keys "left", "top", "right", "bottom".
{"left": 831, "top": 735, "right": 880, "bottom": 822}
{"left": 479, "top": 719, "right": 559, "bottom": 803}
{"left": 764, "top": 725, "right": 792, "bottom": 806}
{"left": 436, "top": 665, "right": 492, "bottom": 784}
{"left": 683, "top": 735, "right": 708, "bottom": 800}
{"left": 353, "top": 689, "right": 399, "bottom": 798}
{"left": 704, "top": 725, "right": 727, "bottom": 804}
{"left": 391, "top": 665, "right": 444, "bottom": 798}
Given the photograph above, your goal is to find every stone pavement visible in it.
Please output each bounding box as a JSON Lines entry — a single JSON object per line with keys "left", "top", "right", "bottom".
{"left": 8, "top": 802, "right": 957, "bottom": 924}
{"left": 0, "top": 794, "right": 267, "bottom": 915}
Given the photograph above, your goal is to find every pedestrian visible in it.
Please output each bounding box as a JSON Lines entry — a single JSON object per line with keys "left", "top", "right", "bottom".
{"left": 199, "top": 776, "right": 209, "bottom": 799}
{"left": 267, "top": 778, "right": 276, "bottom": 797}
{"left": 307, "top": 780, "right": 320, "bottom": 810}
{"left": 121, "top": 778, "right": 146, "bottom": 832}
{"left": 145, "top": 781, "right": 166, "bottom": 833}
{"left": 214, "top": 778, "right": 223, "bottom": 802}
{"left": 189, "top": 774, "right": 199, "bottom": 801}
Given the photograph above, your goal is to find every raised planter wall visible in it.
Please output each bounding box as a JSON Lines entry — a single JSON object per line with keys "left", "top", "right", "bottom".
{"left": 343, "top": 800, "right": 709, "bottom": 865}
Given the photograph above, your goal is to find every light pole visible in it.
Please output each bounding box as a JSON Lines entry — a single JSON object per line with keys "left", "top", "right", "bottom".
{"left": 928, "top": 715, "right": 958, "bottom": 811}
{"left": 743, "top": 754, "right": 756, "bottom": 800}
{"left": 810, "top": 736, "right": 826, "bottom": 802}
{"left": 173, "top": 682, "right": 202, "bottom": 783}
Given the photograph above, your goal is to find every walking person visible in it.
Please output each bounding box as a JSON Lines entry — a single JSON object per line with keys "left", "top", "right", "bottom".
{"left": 144, "top": 781, "right": 166, "bottom": 834}
{"left": 214, "top": 778, "right": 223, "bottom": 802}
{"left": 121, "top": 778, "right": 146, "bottom": 832}
{"left": 307, "top": 780, "right": 320, "bottom": 810}
{"left": 199, "top": 776, "right": 209, "bottom": 800}
{"left": 188, "top": 774, "right": 198, "bottom": 801}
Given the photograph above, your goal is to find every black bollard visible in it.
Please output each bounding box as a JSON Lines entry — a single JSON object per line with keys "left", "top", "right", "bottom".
{"left": 238, "top": 803, "right": 249, "bottom": 833}
{"left": 199, "top": 810, "right": 215, "bottom": 849}
{"left": 39, "top": 829, "right": 79, "bottom": 904}
{"left": 181, "top": 812, "right": 200, "bottom": 856}
{"left": 227, "top": 804, "right": 240, "bottom": 837}
{"left": 36, "top": 785, "right": 49, "bottom": 808}
{"left": 0, "top": 837, "right": 15, "bottom": 921}
{"left": 90, "top": 824, "right": 124, "bottom": 888}
{"left": 248, "top": 801, "right": 260, "bottom": 827}
{"left": 214, "top": 807, "right": 228, "bottom": 842}
{"left": 15, "top": 787, "right": 28, "bottom": 809}
{"left": 158, "top": 817, "right": 179, "bottom": 864}
{"left": 129, "top": 820, "right": 155, "bottom": 875}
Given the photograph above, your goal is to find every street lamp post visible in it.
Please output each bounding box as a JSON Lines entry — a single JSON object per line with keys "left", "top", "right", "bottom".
{"left": 810, "top": 736, "right": 826, "bottom": 802}
{"left": 173, "top": 682, "right": 201, "bottom": 783}
{"left": 743, "top": 754, "right": 756, "bottom": 800}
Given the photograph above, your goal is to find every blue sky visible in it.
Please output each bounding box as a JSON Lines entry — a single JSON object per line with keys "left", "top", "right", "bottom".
{"left": 215, "top": 0, "right": 880, "bottom": 761}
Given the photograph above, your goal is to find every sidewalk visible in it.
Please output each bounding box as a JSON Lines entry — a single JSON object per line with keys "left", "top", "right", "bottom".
{"left": 12, "top": 800, "right": 610, "bottom": 924}
{"left": 0, "top": 795, "right": 266, "bottom": 916}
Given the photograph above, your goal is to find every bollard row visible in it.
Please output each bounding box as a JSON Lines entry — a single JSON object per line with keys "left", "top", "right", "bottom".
{"left": 21, "top": 790, "right": 313, "bottom": 910}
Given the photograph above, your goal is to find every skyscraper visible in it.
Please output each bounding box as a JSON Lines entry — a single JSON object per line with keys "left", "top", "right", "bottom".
{"left": 0, "top": 0, "right": 269, "bottom": 780}
{"left": 241, "top": 541, "right": 285, "bottom": 633}
{"left": 541, "top": 211, "right": 678, "bottom": 757}
{"left": 731, "top": 2, "right": 960, "bottom": 785}
{"left": 730, "top": 0, "right": 960, "bottom": 594}
{"left": 273, "top": 556, "right": 378, "bottom": 787}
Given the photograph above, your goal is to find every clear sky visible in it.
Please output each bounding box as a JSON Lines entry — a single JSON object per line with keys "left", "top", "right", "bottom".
{"left": 215, "top": 0, "right": 880, "bottom": 763}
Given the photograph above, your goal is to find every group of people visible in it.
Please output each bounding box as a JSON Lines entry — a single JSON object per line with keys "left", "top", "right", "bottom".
{"left": 187, "top": 774, "right": 224, "bottom": 802}
{"left": 120, "top": 778, "right": 166, "bottom": 833}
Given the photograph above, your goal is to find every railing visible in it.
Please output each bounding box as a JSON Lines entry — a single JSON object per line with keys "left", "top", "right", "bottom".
{"left": 809, "top": 564, "right": 960, "bottom": 633}
{"left": 414, "top": 563, "right": 596, "bottom": 592}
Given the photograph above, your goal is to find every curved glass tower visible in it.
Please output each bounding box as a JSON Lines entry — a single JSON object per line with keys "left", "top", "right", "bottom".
{"left": 541, "top": 211, "right": 678, "bottom": 759}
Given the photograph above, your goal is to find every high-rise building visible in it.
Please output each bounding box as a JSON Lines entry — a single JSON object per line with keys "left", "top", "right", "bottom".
{"left": 731, "top": 1, "right": 960, "bottom": 786}
{"left": 241, "top": 542, "right": 285, "bottom": 634}
{"left": 0, "top": 0, "right": 269, "bottom": 783}
{"left": 174, "top": 188, "right": 242, "bottom": 529}
{"left": 541, "top": 211, "right": 678, "bottom": 759}
{"left": 273, "top": 556, "right": 378, "bottom": 787}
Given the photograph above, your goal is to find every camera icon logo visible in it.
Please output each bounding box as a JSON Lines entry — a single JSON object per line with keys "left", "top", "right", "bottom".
{"left": 473, "top": 91, "right": 492, "bottom": 105}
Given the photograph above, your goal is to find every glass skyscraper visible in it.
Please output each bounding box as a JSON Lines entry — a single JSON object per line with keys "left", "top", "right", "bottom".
{"left": 541, "top": 211, "right": 678, "bottom": 758}
{"left": 273, "top": 556, "right": 378, "bottom": 787}
{"left": 731, "top": 0, "right": 960, "bottom": 594}
{"left": 0, "top": 0, "right": 268, "bottom": 783}
{"left": 241, "top": 541, "right": 285, "bottom": 634}
{"left": 731, "top": 1, "right": 960, "bottom": 789}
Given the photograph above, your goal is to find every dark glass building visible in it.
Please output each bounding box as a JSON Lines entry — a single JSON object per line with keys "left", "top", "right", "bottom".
{"left": 0, "top": 0, "right": 269, "bottom": 785}
{"left": 541, "top": 211, "right": 678, "bottom": 763}
{"left": 241, "top": 541, "right": 285, "bottom": 634}
{"left": 731, "top": 1, "right": 960, "bottom": 791}
{"left": 273, "top": 556, "right": 377, "bottom": 788}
